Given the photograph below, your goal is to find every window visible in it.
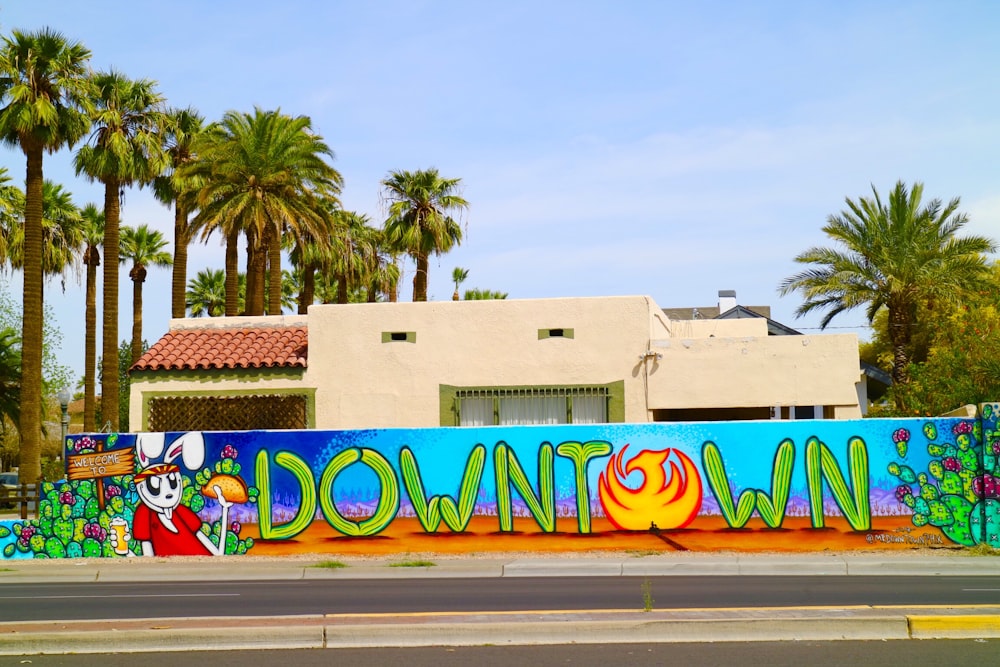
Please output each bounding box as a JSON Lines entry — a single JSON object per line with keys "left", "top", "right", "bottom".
{"left": 381, "top": 331, "right": 416, "bottom": 343}
{"left": 453, "top": 386, "right": 609, "bottom": 426}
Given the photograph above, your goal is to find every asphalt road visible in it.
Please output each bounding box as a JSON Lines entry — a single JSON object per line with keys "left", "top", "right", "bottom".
{"left": 3, "top": 575, "right": 1000, "bottom": 621}
{"left": 0, "top": 641, "right": 995, "bottom": 667}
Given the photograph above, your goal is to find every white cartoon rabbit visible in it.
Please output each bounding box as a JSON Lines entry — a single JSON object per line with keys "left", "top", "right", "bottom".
{"left": 111, "top": 432, "right": 231, "bottom": 557}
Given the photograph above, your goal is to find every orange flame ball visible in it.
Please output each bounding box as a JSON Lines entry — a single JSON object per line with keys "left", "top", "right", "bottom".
{"left": 598, "top": 446, "right": 703, "bottom": 530}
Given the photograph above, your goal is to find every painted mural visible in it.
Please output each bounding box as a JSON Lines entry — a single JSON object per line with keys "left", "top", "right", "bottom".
{"left": 2, "top": 407, "right": 999, "bottom": 559}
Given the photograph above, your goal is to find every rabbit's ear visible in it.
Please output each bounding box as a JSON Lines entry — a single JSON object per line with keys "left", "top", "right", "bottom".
{"left": 135, "top": 433, "right": 166, "bottom": 468}
{"left": 163, "top": 432, "right": 205, "bottom": 470}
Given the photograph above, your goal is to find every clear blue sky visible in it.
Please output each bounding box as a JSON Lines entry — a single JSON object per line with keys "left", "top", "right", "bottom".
{"left": 1, "top": 1, "right": 999, "bottom": 387}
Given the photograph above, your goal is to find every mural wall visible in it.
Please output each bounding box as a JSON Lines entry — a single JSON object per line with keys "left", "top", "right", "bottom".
{"left": 2, "top": 407, "right": 999, "bottom": 559}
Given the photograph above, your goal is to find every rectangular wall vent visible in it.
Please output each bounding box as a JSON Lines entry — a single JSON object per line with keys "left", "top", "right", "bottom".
{"left": 538, "top": 328, "right": 574, "bottom": 340}
{"left": 381, "top": 331, "right": 416, "bottom": 343}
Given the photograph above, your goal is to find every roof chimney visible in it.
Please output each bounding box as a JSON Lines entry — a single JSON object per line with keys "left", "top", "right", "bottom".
{"left": 718, "top": 290, "right": 737, "bottom": 314}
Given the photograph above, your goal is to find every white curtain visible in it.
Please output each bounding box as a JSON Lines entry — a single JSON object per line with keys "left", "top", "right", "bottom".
{"left": 458, "top": 397, "right": 494, "bottom": 427}
{"left": 499, "top": 396, "right": 566, "bottom": 425}
{"left": 572, "top": 395, "right": 607, "bottom": 424}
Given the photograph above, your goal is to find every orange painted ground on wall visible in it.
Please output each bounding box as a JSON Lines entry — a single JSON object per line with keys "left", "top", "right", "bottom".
{"left": 242, "top": 515, "right": 945, "bottom": 556}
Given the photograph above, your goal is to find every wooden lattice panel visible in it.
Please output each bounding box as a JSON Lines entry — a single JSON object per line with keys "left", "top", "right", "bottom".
{"left": 148, "top": 394, "right": 307, "bottom": 432}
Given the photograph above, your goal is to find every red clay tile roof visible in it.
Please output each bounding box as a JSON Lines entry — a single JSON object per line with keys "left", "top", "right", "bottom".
{"left": 131, "top": 326, "right": 308, "bottom": 371}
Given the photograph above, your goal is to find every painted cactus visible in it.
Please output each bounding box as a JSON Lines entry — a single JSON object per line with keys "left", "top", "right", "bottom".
{"left": 701, "top": 439, "right": 795, "bottom": 529}
{"left": 889, "top": 419, "right": 996, "bottom": 547}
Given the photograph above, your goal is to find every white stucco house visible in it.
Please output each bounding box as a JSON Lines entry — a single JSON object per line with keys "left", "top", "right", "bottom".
{"left": 127, "top": 293, "right": 872, "bottom": 432}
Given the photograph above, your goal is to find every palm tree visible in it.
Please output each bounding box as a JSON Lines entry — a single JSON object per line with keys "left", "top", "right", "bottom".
{"left": 330, "top": 211, "right": 374, "bottom": 304}
{"left": 186, "top": 268, "right": 227, "bottom": 317}
{"left": 79, "top": 203, "right": 103, "bottom": 431}
{"left": 382, "top": 168, "right": 469, "bottom": 302}
{"left": 451, "top": 267, "right": 469, "bottom": 301}
{"left": 120, "top": 224, "right": 171, "bottom": 365}
{"left": 3, "top": 180, "right": 83, "bottom": 285}
{"left": 154, "top": 107, "right": 205, "bottom": 319}
{"left": 779, "top": 180, "right": 996, "bottom": 392}
{"left": 186, "top": 108, "right": 342, "bottom": 316}
{"left": 74, "top": 70, "right": 167, "bottom": 431}
{"left": 464, "top": 288, "right": 508, "bottom": 300}
{"left": 0, "top": 167, "right": 24, "bottom": 265}
{"left": 0, "top": 327, "right": 21, "bottom": 432}
{"left": 359, "top": 226, "right": 400, "bottom": 303}
{"left": 0, "top": 28, "right": 92, "bottom": 481}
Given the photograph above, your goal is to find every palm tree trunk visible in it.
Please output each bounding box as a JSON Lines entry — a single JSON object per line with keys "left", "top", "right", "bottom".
{"left": 225, "top": 227, "right": 239, "bottom": 316}
{"left": 413, "top": 252, "right": 429, "bottom": 302}
{"left": 888, "top": 303, "right": 912, "bottom": 406}
{"left": 101, "top": 179, "right": 121, "bottom": 431}
{"left": 299, "top": 261, "right": 314, "bottom": 314}
{"left": 244, "top": 235, "right": 258, "bottom": 315}
{"left": 336, "top": 271, "right": 348, "bottom": 304}
{"left": 247, "top": 233, "right": 266, "bottom": 316}
{"left": 388, "top": 258, "right": 399, "bottom": 303}
{"left": 130, "top": 266, "right": 146, "bottom": 364}
{"left": 267, "top": 221, "right": 282, "bottom": 315}
{"left": 83, "top": 245, "right": 99, "bottom": 432}
{"left": 18, "top": 144, "right": 44, "bottom": 481}
{"left": 171, "top": 203, "right": 188, "bottom": 319}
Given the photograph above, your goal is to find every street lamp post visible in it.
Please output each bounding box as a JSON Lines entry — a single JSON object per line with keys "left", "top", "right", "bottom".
{"left": 57, "top": 388, "right": 72, "bottom": 463}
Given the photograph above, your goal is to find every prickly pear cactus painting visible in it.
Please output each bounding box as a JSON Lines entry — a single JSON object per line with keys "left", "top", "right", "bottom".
{"left": 888, "top": 413, "right": 996, "bottom": 547}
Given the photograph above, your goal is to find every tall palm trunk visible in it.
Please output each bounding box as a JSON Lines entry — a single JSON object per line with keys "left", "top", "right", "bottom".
{"left": 225, "top": 228, "right": 239, "bottom": 316}
{"left": 888, "top": 302, "right": 913, "bottom": 401}
{"left": 299, "top": 261, "right": 315, "bottom": 314}
{"left": 83, "top": 244, "right": 99, "bottom": 432}
{"left": 101, "top": 179, "right": 121, "bottom": 431}
{"left": 244, "top": 237, "right": 258, "bottom": 315}
{"left": 246, "top": 231, "right": 266, "bottom": 316}
{"left": 18, "top": 144, "right": 44, "bottom": 481}
{"left": 266, "top": 221, "right": 282, "bottom": 315}
{"left": 413, "top": 251, "right": 429, "bottom": 302}
{"left": 171, "top": 203, "right": 189, "bottom": 318}
{"left": 336, "top": 272, "right": 349, "bottom": 304}
{"left": 129, "top": 265, "right": 147, "bottom": 364}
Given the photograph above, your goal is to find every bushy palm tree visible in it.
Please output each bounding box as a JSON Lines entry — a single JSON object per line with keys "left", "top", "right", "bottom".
{"left": 382, "top": 168, "right": 468, "bottom": 302}
{"left": 0, "top": 327, "right": 21, "bottom": 432}
{"left": 359, "top": 226, "right": 400, "bottom": 303}
{"left": 186, "top": 108, "right": 342, "bottom": 316}
{"left": 464, "top": 288, "right": 508, "bottom": 300}
{"left": 451, "top": 267, "right": 469, "bottom": 301}
{"left": 331, "top": 211, "right": 374, "bottom": 304}
{"left": 79, "top": 203, "right": 103, "bottom": 431}
{"left": 779, "top": 180, "right": 996, "bottom": 392}
{"left": 74, "top": 70, "right": 168, "bottom": 430}
{"left": 186, "top": 268, "right": 227, "bottom": 317}
{"left": 0, "top": 167, "right": 24, "bottom": 265}
{"left": 3, "top": 181, "right": 83, "bottom": 298}
{"left": 120, "top": 224, "right": 171, "bottom": 364}
{"left": 0, "top": 28, "right": 92, "bottom": 480}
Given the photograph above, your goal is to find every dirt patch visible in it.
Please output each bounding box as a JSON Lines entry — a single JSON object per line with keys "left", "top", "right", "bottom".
{"left": 240, "top": 515, "right": 953, "bottom": 557}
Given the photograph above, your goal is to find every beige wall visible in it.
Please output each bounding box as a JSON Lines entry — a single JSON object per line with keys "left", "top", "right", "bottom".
{"left": 645, "top": 333, "right": 862, "bottom": 418}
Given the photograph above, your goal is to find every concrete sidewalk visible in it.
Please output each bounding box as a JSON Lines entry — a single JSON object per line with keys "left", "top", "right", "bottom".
{"left": 2, "top": 552, "right": 1000, "bottom": 654}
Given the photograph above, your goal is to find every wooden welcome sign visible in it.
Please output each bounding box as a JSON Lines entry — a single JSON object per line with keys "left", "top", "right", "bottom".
{"left": 67, "top": 442, "right": 135, "bottom": 509}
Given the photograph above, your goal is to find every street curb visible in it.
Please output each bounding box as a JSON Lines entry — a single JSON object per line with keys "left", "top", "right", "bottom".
{"left": 3, "top": 609, "right": 1000, "bottom": 654}
{"left": 908, "top": 614, "right": 1000, "bottom": 639}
